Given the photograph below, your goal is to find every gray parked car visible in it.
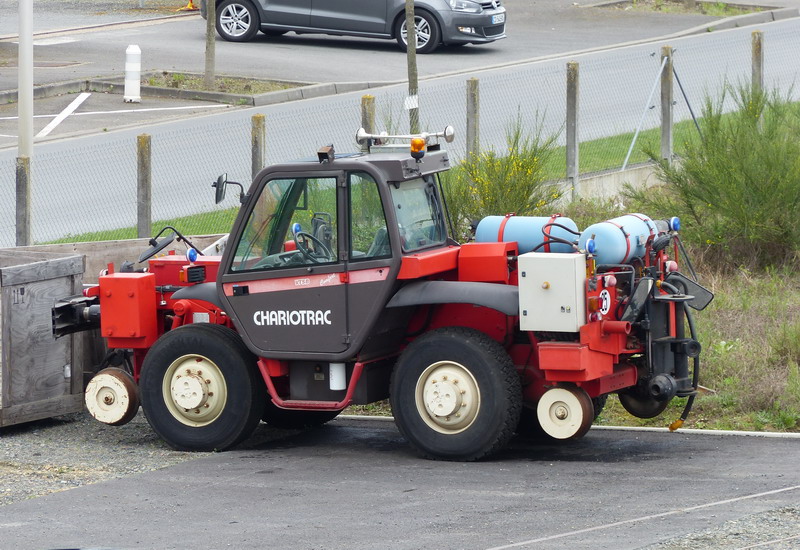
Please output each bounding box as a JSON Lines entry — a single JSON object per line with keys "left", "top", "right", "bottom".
{"left": 200, "top": 0, "right": 506, "bottom": 54}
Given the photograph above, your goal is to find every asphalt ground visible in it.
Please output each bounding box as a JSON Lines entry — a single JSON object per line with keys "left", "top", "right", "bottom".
{"left": 0, "top": 417, "right": 799, "bottom": 549}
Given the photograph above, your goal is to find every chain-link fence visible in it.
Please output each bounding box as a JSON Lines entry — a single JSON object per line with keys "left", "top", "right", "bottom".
{"left": 1, "top": 19, "right": 798, "bottom": 246}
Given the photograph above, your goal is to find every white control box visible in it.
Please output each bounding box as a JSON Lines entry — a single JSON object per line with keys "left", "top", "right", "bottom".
{"left": 518, "top": 252, "right": 587, "bottom": 332}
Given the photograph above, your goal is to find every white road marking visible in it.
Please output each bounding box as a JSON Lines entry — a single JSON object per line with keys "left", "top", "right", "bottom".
{"left": 485, "top": 485, "right": 800, "bottom": 550}
{"left": 0, "top": 104, "right": 229, "bottom": 122}
{"left": 32, "top": 37, "right": 78, "bottom": 46}
{"left": 35, "top": 92, "right": 91, "bottom": 137}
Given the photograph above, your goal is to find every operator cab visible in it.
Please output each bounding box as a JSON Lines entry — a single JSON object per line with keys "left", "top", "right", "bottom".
{"left": 216, "top": 127, "right": 456, "bottom": 360}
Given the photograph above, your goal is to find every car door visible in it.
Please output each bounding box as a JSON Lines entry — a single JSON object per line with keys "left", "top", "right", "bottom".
{"left": 260, "top": 0, "right": 311, "bottom": 27}
{"left": 218, "top": 173, "right": 348, "bottom": 355}
{"left": 309, "top": 0, "right": 389, "bottom": 34}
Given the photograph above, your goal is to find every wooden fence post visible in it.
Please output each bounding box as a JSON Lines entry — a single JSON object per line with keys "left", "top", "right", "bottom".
{"left": 252, "top": 114, "right": 266, "bottom": 181}
{"left": 137, "top": 134, "right": 151, "bottom": 239}
{"left": 466, "top": 78, "right": 480, "bottom": 159}
{"left": 752, "top": 30, "right": 764, "bottom": 95}
{"left": 360, "top": 95, "right": 375, "bottom": 152}
{"left": 566, "top": 62, "right": 580, "bottom": 200}
{"left": 660, "top": 45, "right": 674, "bottom": 164}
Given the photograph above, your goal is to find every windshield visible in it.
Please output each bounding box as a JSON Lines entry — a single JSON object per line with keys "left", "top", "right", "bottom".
{"left": 390, "top": 176, "right": 446, "bottom": 253}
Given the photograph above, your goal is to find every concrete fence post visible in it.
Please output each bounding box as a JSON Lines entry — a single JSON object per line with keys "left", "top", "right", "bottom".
{"left": 466, "top": 78, "right": 480, "bottom": 158}
{"left": 566, "top": 61, "right": 580, "bottom": 200}
{"left": 15, "top": 156, "right": 31, "bottom": 246}
{"left": 251, "top": 114, "right": 266, "bottom": 181}
{"left": 137, "top": 134, "right": 152, "bottom": 239}
{"left": 660, "top": 45, "right": 674, "bottom": 164}
{"left": 752, "top": 30, "right": 764, "bottom": 95}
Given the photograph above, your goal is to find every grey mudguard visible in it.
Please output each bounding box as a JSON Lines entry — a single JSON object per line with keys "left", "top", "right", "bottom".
{"left": 171, "top": 282, "right": 224, "bottom": 309}
{"left": 387, "top": 280, "right": 519, "bottom": 315}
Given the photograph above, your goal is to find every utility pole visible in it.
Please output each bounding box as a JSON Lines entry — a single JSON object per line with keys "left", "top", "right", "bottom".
{"left": 405, "top": 0, "right": 419, "bottom": 134}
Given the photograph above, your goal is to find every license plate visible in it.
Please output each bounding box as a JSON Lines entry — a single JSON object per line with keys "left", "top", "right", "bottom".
{"left": 492, "top": 13, "right": 505, "bottom": 24}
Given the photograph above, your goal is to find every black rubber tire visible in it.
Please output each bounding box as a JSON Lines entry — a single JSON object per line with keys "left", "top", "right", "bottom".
{"left": 262, "top": 401, "right": 341, "bottom": 429}
{"left": 140, "top": 324, "right": 266, "bottom": 451}
{"left": 390, "top": 327, "right": 522, "bottom": 461}
{"left": 394, "top": 10, "right": 441, "bottom": 54}
{"left": 592, "top": 394, "right": 609, "bottom": 420}
{"left": 216, "top": 0, "right": 260, "bottom": 42}
{"left": 618, "top": 390, "right": 670, "bottom": 419}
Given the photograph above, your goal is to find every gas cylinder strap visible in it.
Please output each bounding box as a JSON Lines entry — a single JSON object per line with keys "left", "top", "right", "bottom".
{"left": 603, "top": 220, "right": 631, "bottom": 263}
{"left": 497, "top": 213, "right": 516, "bottom": 241}
{"left": 542, "top": 213, "right": 562, "bottom": 253}
{"left": 629, "top": 213, "right": 656, "bottom": 239}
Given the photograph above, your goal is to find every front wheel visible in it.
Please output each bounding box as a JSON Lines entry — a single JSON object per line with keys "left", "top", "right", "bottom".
{"left": 216, "top": 0, "right": 260, "bottom": 42}
{"left": 394, "top": 11, "right": 441, "bottom": 54}
{"left": 140, "top": 323, "right": 266, "bottom": 451}
{"left": 390, "top": 327, "right": 522, "bottom": 461}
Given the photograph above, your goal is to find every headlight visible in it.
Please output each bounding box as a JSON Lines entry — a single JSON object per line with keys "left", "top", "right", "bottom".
{"left": 449, "top": 0, "right": 482, "bottom": 13}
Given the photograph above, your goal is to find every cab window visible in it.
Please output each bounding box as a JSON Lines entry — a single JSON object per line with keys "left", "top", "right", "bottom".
{"left": 390, "top": 176, "right": 446, "bottom": 252}
{"left": 349, "top": 172, "right": 390, "bottom": 261}
{"left": 230, "top": 176, "right": 338, "bottom": 272}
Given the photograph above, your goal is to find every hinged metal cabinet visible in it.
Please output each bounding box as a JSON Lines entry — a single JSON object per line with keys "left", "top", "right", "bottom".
{"left": 0, "top": 251, "right": 85, "bottom": 427}
{"left": 518, "top": 252, "right": 587, "bottom": 333}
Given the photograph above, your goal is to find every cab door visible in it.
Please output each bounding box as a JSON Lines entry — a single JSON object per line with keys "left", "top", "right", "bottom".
{"left": 218, "top": 173, "right": 348, "bottom": 356}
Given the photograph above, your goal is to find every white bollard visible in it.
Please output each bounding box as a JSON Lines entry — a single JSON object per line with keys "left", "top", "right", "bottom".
{"left": 124, "top": 45, "right": 141, "bottom": 103}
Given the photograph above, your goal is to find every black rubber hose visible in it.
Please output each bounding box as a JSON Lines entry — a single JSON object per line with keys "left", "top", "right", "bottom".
{"left": 661, "top": 281, "right": 701, "bottom": 428}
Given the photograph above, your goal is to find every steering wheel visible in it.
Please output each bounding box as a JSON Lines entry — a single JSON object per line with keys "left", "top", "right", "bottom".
{"left": 293, "top": 230, "right": 334, "bottom": 263}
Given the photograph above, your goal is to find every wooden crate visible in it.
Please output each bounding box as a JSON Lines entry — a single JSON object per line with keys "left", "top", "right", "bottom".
{"left": 0, "top": 250, "right": 85, "bottom": 427}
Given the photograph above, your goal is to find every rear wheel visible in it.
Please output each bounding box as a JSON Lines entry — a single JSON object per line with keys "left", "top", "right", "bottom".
{"left": 394, "top": 10, "right": 441, "bottom": 54}
{"left": 216, "top": 0, "right": 260, "bottom": 42}
{"left": 140, "top": 324, "right": 265, "bottom": 451}
{"left": 390, "top": 327, "right": 521, "bottom": 461}
{"left": 262, "top": 401, "right": 341, "bottom": 429}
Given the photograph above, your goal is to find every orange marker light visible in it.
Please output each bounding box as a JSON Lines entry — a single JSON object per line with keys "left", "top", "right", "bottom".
{"left": 410, "top": 137, "right": 426, "bottom": 159}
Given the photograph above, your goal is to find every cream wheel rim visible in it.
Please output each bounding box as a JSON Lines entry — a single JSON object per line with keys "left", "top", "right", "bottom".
{"left": 163, "top": 354, "right": 228, "bottom": 427}
{"left": 85, "top": 369, "right": 138, "bottom": 425}
{"left": 415, "top": 361, "right": 480, "bottom": 434}
{"left": 536, "top": 387, "right": 592, "bottom": 440}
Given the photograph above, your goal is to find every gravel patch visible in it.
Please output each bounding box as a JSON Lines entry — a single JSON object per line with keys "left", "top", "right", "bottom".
{"left": 642, "top": 506, "right": 800, "bottom": 549}
{"left": 0, "top": 410, "right": 205, "bottom": 507}
{"left": 0, "top": 408, "right": 306, "bottom": 508}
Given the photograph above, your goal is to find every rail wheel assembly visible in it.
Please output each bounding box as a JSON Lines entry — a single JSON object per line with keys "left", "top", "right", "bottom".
{"left": 536, "top": 386, "right": 594, "bottom": 440}
{"left": 84, "top": 367, "right": 140, "bottom": 426}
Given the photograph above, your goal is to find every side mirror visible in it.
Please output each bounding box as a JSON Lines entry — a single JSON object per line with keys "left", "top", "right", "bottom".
{"left": 138, "top": 231, "right": 176, "bottom": 263}
{"left": 213, "top": 174, "right": 227, "bottom": 205}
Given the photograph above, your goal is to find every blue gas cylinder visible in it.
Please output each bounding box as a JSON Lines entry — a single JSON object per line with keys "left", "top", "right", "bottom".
{"left": 475, "top": 215, "right": 579, "bottom": 254}
{"left": 578, "top": 213, "right": 658, "bottom": 265}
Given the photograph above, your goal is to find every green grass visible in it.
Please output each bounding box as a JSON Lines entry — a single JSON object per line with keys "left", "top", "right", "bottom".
{"left": 145, "top": 72, "right": 300, "bottom": 95}
{"left": 43, "top": 207, "right": 238, "bottom": 244}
